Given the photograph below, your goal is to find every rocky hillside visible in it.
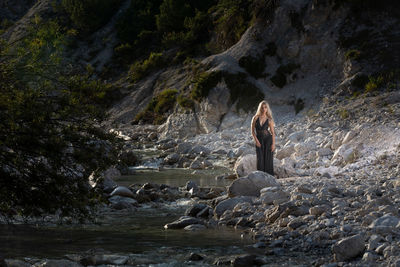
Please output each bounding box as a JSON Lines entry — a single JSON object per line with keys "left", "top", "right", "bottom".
{"left": 2, "top": 0, "right": 399, "bottom": 138}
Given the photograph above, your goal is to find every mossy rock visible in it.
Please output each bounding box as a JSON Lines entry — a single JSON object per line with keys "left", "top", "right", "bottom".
{"left": 190, "top": 70, "right": 223, "bottom": 100}
{"left": 134, "top": 88, "right": 178, "bottom": 125}
{"left": 177, "top": 94, "right": 195, "bottom": 110}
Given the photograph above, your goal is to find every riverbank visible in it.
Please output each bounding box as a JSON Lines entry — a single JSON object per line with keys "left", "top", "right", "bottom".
{"left": 2, "top": 92, "right": 400, "bottom": 266}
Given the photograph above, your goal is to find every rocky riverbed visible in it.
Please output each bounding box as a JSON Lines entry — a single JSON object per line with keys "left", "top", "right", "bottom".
{"left": 2, "top": 92, "right": 400, "bottom": 266}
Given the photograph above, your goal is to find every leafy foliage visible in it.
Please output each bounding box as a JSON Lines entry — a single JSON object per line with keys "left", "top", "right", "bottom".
{"left": 156, "top": 0, "right": 194, "bottom": 33}
{"left": 0, "top": 19, "right": 119, "bottom": 220}
{"left": 209, "top": 0, "right": 253, "bottom": 52}
{"left": 134, "top": 89, "right": 178, "bottom": 124}
{"left": 116, "top": 0, "right": 162, "bottom": 44}
{"left": 177, "top": 94, "right": 195, "bottom": 110}
{"left": 190, "top": 71, "right": 222, "bottom": 100}
{"left": 61, "top": 0, "right": 122, "bottom": 33}
{"left": 345, "top": 49, "right": 361, "bottom": 60}
{"left": 129, "top": 52, "right": 167, "bottom": 83}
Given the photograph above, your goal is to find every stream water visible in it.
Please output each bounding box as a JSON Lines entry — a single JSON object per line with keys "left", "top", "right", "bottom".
{"left": 1, "top": 151, "right": 259, "bottom": 265}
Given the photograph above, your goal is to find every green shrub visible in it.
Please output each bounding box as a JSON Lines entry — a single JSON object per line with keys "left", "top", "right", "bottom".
{"left": 154, "top": 89, "right": 178, "bottom": 113}
{"left": 134, "top": 88, "right": 178, "bottom": 124}
{"left": 129, "top": 52, "right": 166, "bottom": 82}
{"left": 338, "top": 109, "right": 349, "bottom": 119}
{"left": 190, "top": 71, "right": 222, "bottom": 100}
{"left": 209, "top": 0, "right": 252, "bottom": 52}
{"left": 345, "top": 49, "right": 361, "bottom": 60}
{"left": 365, "top": 75, "right": 384, "bottom": 93}
{"left": 0, "top": 19, "right": 120, "bottom": 220}
{"left": 156, "top": 0, "right": 193, "bottom": 33}
{"left": 61, "top": 0, "right": 122, "bottom": 33}
{"left": 116, "top": 0, "right": 162, "bottom": 43}
{"left": 177, "top": 94, "right": 195, "bottom": 110}
{"left": 238, "top": 54, "right": 266, "bottom": 78}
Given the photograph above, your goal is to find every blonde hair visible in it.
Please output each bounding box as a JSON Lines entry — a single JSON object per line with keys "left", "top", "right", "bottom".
{"left": 256, "top": 100, "right": 274, "bottom": 122}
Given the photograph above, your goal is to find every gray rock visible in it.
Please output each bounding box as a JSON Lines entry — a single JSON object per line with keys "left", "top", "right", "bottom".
{"left": 197, "top": 206, "right": 212, "bottom": 218}
{"left": 234, "top": 154, "right": 256, "bottom": 177}
{"left": 367, "top": 234, "right": 383, "bottom": 251}
{"left": 275, "top": 145, "right": 295, "bottom": 160}
{"left": 184, "top": 224, "right": 207, "bottom": 231}
{"left": 260, "top": 187, "right": 289, "bottom": 205}
{"left": 228, "top": 171, "right": 280, "bottom": 197}
{"left": 80, "top": 254, "right": 129, "bottom": 266}
{"left": 370, "top": 214, "right": 400, "bottom": 228}
{"left": 185, "top": 181, "right": 198, "bottom": 192}
{"left": 34, "top": 259, "right": 83, "bottom": 267}
{"left": 175, "top": 142, "right": 194, "bottom": 154}
{"left": 188, "top": 253, "right": 204, "bottom": 261}
{"left": 214, "top": 196, "right": 253, "bottom": 217}
{"left": 332, "top": 234, "right": 365, "bottom": 262}
{"left": 4, "top": 259, "right": 31, "bottom": 267}
{"left": 164, "top": 216, "right": 204, "bottom": 229}
{"left": 231, "top": 254, "right": 256, "bottom": 267}
{"left": 189, "top": 158, "right": 204, "bottom": 170}
{"left": 108, "top": 195, "right": 138, "bottom": 210}
{"left": 190, "top": 145, "right": 211, "bottom": 156}
{"left": 164, "top": 153, "right": 180, "bottom": 165}
{"left": 109, "top": 186, "right": 134, "bottom": 198}
{"left": 185, "top": 203, "right": 208, "bottom": 217}
{"left": 362, "top": 252, "right": 375, "bottom": 262}
{"left": 309, "top": 205, "right": 330, "bottom": 216}
{"left": 287, "top": 219, "right": 305, "bottom": 230}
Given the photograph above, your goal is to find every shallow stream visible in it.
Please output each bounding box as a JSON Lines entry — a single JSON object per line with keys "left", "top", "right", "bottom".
{"left": 1, "top": 155, "right": 258, "bottom": 265}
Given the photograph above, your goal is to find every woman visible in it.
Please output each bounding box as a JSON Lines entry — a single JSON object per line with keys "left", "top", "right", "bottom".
{"left": 251, "top": 100, "right": 275, "bottom": 176}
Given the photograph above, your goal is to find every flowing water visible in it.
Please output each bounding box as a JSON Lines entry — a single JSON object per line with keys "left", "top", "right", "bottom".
{"left": 1, "top": 151, "right": 259, "bottom": 265}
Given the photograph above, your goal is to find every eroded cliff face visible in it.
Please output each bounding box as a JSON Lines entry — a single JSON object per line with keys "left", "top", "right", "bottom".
{"left": 153, "top": 0, "right": 399, "bottom": 139}
{"left": 2, "top": 0, "right": 399, "bottom": 139}
{"left": 153, "top": 0, "right": 350, "bottom": 138}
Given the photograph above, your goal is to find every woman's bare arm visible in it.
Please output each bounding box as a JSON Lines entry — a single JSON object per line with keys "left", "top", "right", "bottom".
{"left": 251, "top": 116, "right": 261, "bottom": 147}
{"left": 269, "top": 119, "right": 275, "bottom": 151}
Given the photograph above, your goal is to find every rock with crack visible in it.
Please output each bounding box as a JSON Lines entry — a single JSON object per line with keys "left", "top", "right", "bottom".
{"left": 228, "top": 171, "right": 280, "bottom": 197}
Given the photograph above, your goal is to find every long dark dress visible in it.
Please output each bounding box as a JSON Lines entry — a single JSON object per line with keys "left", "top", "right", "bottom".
{"left": 255, "top": 117, "right": 274, "bottom": 176}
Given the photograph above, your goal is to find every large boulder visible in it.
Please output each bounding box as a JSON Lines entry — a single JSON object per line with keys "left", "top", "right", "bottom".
{"left": 164, "top": 216, "right": 204, "bottom": 229}
{"left": 89, "top": 167, "right": 119, "bottom": 193}
{"left": 228, "top": 171, "right": 280, "bottom": 197}
{"left": 214, "top": 196, "right": 254, "bottom": 217}
{"left": 332, "top": 234, "right": 365, "bottom": 262}
{"left": 260, "top": 187, "right": 289, "bottom": 205}
{"left": 158, "top": 112, "right": 199, "bottom": 139}
{"left": 110, "top": 186, "right": 134, "bottom": 198}
{"left": 234, "top": 154, "right": 256, "bottom": 177}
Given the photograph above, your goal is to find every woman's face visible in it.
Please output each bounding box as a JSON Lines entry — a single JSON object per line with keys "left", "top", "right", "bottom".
{"left": 261, "top": 104, "right": 267, "bottom": 114}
